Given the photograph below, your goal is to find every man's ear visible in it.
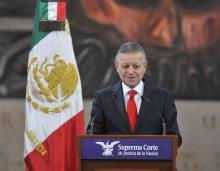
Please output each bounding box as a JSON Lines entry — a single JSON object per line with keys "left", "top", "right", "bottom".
{"left": 115, "top": 60, "right": 119, "bottom": 73}
{"left": 145, "top": 63, "right": 148, "bottom": 71}
{"left": 115, "top": 60, "right": 119, "bottom": 71}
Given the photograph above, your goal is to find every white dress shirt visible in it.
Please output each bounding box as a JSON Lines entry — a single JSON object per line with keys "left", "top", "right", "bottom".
{"left": 122, "top": 81, "right": 144, "bottom": 113}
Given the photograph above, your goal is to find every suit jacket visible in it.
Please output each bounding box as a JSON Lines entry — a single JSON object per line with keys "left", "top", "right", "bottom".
{"left": 86, "top": 81, "right": 182, "bottom": 147}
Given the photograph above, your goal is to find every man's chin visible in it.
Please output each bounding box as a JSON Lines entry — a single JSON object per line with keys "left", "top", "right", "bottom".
{"left": 124, "top": 81, "right": 139, "bottom": 88}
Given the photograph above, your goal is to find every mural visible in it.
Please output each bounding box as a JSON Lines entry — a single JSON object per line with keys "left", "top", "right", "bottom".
{"left": 69, "top": 0, "right": 220, "bottom": 99}
{"left": 0, "top": 0, "right": 33, "bottom": 97}
{"left": 0, "top": 0, "right": 220, "bottom": 99}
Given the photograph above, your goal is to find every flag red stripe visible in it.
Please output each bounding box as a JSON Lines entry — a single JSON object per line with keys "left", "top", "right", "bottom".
{"left": 57, "top": 2, "right": 66, "bottom": 20}
{"left": 25, "top": 111, "right": 84, "bottom": 171}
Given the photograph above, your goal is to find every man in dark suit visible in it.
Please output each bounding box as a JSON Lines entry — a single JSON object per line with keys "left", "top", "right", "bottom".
{"left": 86, "top": 42, "right": 182, "bottom": 147}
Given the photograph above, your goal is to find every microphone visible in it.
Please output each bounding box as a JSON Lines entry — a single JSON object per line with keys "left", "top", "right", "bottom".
{"left": 90, "top": 94, "right": 117, "bottom": 135}
{"left": 141, "top": 96, "right": 166, "bottom": 135}
{"left": 141, "top": 96, "right": 151, "bottom": 103}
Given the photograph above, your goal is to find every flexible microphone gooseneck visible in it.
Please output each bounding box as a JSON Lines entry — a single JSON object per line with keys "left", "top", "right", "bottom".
{"left": 160, "top": 116, "right": 167, "bottom": 135}
{"left": 90, "top": 94, "right": 117, "bottom": 135}
{"left": 141, "top": 96, "right": 167, "bottom": 135}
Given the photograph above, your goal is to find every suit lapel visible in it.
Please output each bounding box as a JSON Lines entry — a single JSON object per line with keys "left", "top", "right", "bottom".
{"left": 112, "top": 82, "right": 131, "bottom": 132}
{"left": 135, "top": 83, "right": 152, "bottom": 132}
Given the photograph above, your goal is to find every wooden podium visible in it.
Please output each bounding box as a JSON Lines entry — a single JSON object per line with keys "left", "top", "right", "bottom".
{"left": 78, "top": 135, "right": 178, "bottom": 171}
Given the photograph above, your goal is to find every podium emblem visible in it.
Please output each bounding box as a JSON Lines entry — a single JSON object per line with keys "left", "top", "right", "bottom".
{"left": 96, "top": 141, "right": 120, "bottom": 156}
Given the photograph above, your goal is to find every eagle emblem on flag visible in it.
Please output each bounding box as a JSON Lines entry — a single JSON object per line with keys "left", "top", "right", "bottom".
{"left": 27, "top": 54, "right": 78, "bottom": 114}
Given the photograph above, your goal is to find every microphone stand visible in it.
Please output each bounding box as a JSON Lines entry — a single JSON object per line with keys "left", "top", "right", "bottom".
{"left": 141, "top": 96, "right": 167, "bottom": 135}
{"left": 90, "top": 95, "right": 117, "bottom": 135}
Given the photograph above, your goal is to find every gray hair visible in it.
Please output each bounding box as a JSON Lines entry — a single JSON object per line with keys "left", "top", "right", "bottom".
{"left": 115, "top": 42, "right": 147, "bottom": 63}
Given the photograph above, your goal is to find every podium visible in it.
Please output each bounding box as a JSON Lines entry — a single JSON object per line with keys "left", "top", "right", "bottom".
{"left": 78, "top": 135, "right": 178, "bottom": 171}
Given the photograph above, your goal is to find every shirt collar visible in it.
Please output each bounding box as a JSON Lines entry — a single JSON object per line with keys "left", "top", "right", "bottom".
{"left": 122, "top": 81, "right": 144, "bottom": 96}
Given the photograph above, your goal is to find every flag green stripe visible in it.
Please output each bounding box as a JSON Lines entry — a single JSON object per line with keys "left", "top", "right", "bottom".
{"left": 31, "top": 0, "right": 49, "bottom": 48}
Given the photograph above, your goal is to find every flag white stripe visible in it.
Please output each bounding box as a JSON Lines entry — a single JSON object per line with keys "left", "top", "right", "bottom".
{"left": 48, "top": 2, "right": 57, "bottom": 20}
{"left": 24, "top": 31, "right": 83, "bottom": 157}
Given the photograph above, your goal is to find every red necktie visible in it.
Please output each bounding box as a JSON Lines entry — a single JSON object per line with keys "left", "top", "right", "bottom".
{"left": 127, "top": 90, "right": 137, "bottom": 132}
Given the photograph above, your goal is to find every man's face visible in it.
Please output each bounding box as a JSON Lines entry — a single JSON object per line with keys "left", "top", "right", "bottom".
{"left": 115, "top": 52, "right": 147, "bottom": 88}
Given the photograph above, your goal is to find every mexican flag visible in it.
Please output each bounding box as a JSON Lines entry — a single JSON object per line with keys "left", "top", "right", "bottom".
{"left": 24, "top": 0, "right": 84, "bottom": 170}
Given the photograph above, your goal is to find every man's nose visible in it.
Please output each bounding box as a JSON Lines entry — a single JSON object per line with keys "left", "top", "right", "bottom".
{"left": 127, "top": 66, "right": 135, "bottom": 74}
